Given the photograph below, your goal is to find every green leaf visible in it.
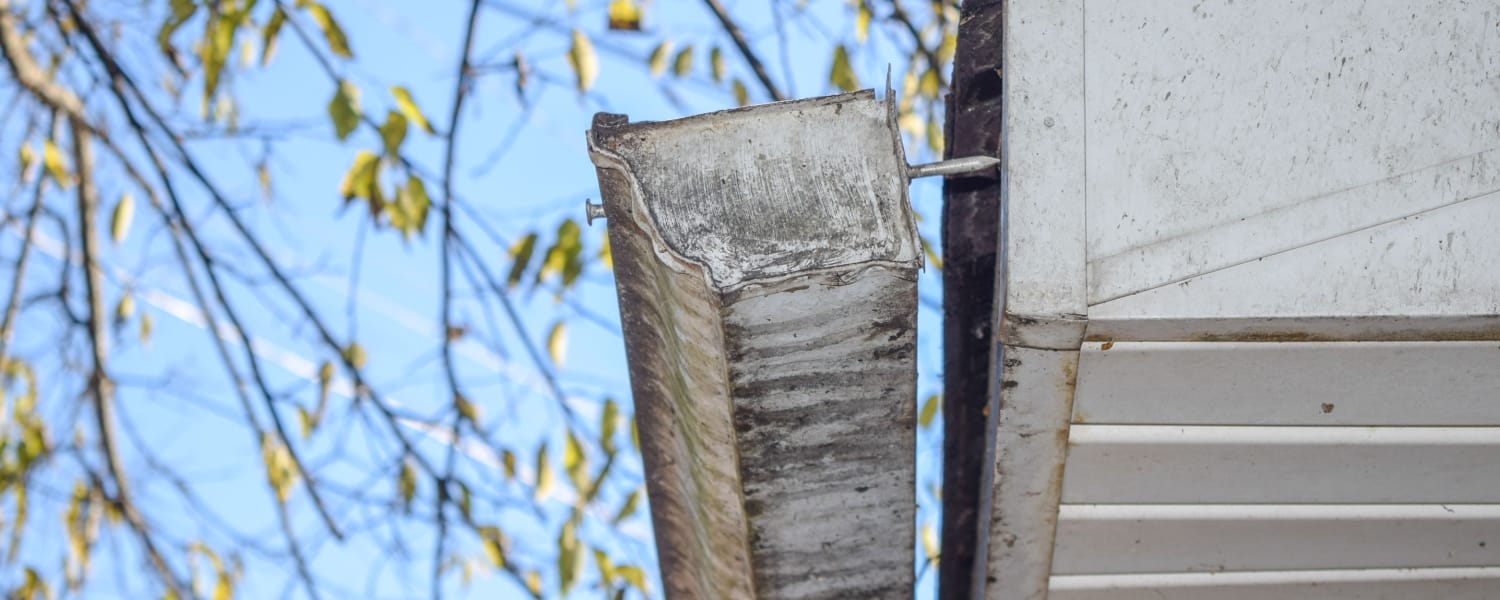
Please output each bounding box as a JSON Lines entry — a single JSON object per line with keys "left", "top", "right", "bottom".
{"left": 547, "top": 322, "right": 568, "bottom": 367}
{"left": 829, "top": 45, "right": 859, "bottom": 92}
{"left": 478, "top": 525, "right": 506, "bottom": 568}
{"left": 502, "top": 449, "right": 517, "bottom": 480}
{"left": 379, "top": 110, "right": 407, "bottom": 155}
{"left": 612, "top": 489, "right": 640, "bottom": 524}
{"left": 709, "top": 46, "right": 725, "bottom": 82}
{"left": 455, "top": 393, "right": 479, "bottom": 423}
{"left": 327, "top": 80, "right": 361, "bottom": 141}
{"left": 937, "top": 32, "right": 958, "bottom": 63}
{"left": 533, "top": 443, "right": 553, "bottom": 500}
{"left": 389, "top": 176, "right": 430, "bottom": 239}
{"left": 305, "top": 2, "right": 353, "bottom": 58}
{"left": 397, "top": 459, "right": 417, "bottom": 512}
{"left": 732, "top": 79, "right": 749, "bottom": 107}
{"left": 338, "top": 151, "right": 380, "bottom": 202}
{"left": 42, "top": 140, "right": 69, "bottom": 188}
{"left": 919, "top": 394, "right": 940, "bottom": 428}
{"left": 297, "top": 406, "right": 314, "bottom": 440}
{"left": 201, "top": 14, "right": 236, "bottom": 103}
{"left": 647, "top": 41, "right": 672, "bottom": 78}
{"left": 261, "top": 8, "right": 286, "bottom": 66}
{"left": 556, "top": 519, "right": 580, "bottom": 594}
{"left": 922, "top": 234, "right": 943, "bottom": 270}
{"left": 672, "top": 46, "right": 693, "bottom": 77}
{"left": 157, "top": 0, "right": 198, "bottom": 51}
{"left": 506, "top": 233, "right": 538, "bottom": 288}
{"left": 607, "top": 0, "right": 642, "bottom": 31}
{"left": 601, "top": 398, "right": 619, "bottom": 453}
{"left": 567, "top": 30, "right": 598, "bottom": 93}
{"left": 391, "top": 86, "right": 436, "bottom": 134}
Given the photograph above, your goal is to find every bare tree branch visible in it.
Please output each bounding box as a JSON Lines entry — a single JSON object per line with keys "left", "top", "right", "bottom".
{"left": 701, "top": 0, "right": 786, "bottom": 101}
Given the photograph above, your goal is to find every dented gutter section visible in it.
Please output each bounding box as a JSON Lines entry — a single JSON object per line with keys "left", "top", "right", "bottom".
{"left": 588, "top": 91, "right": 920, "bottom": 599}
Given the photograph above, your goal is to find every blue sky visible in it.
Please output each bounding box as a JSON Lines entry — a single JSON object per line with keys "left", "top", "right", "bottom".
{"left": 2, "top": 1, "right": 952, "bottom": 597}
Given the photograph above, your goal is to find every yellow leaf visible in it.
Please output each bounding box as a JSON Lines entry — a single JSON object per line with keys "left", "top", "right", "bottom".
{"left": 343, "top": 342, "right": 367, "bottom": 369}
{"left": 379, "top": 110, "right": 407, "bottom": 155}
{"left": 397, "top": 459, "right": 417, "bottom": 512}
{"left": 709, "top": 46, "right": 725, "bottom": 82}
{"left": 597, "top": 232, "right": 612, "bottom": 270}
{"left": 212, "top": 574, "right": 233, "bottom": 600}
{"left": 922, "top": 522, "right": 939, "bottom": 560}
{"left": 919, "top": 68, "right": 941, "bottom": 99}
{"left": 260, "top": 434, "right": 298, "bottom": 503}
{"left": 567, "top": 30, "right": 598, "bottom": 93}
{"left": 261, "top": 8, "right": 286, "bottom": 66}
{"left": 502, "top": 449, "right": 517, "bottom": 480}
{"left": 42, "top": 140, "right": 70, "bottom": 188}
{"left": 647, "top": 41, "right": 672, "bottom": 78}
{"left": 140, "top": 312, "right": 153, "bottom": 347}
{"left": 338, "top": 151, "right": 379, "bottom": 201}
{"left": 114, "top": 293, "right": 136, "bottom": 325}
{"left": 524, "top": 571, "right": 542, "bottom": 595}
{"left": 455, "top": 393, "right": 479, "bottom": 422}
{"left": 478, "top": 526, "right": 506, "bottom": 567}
{"left": 328, "top": 80, "right": 361, "bottom": 141}
{"left": 297, "top": 407, "right": 314, "bottom": 440}
{"left": 546, "top": 321, "right": 567, "bottom": 366}
{"left": 506, "top": 233, "right": 537, "bottom": 288}
{"left": 937, "top": 32, "right": 958, "bottom": 63}
{"left": 922, "top": 234, "right": 944, "bottom": 270}
{"left": 672, "top": 46, "right": 693, "bottom": 77}
{"left": 927, "top": 113, "right": 945, "bottom": 155}
{"left": 111, "top": 194, "right": 134, "bottom": 244}
{"left": 390, "top": 86, "right": 436, "bottom": 134}
{"left": 592, "top": 548, "right": 615, "bottom": 583}
{"left": 389, "top": 176, "right": 430, "bottom": 238}
{"left": 612, "top": 489, "right": 640, "bottom": 524}
{"left": 607, "top": 0, "right": 642, "bottom": 31}
{"left": 829, "top": 45, "right": 859, "bottom": 92}
{"left": 564, "top": 432, "right": 588, "bottom": 493}
{"left": 17, "top": 143, "right": 35, "bottom": 182}
{"left": 305, "top": 2, "right": 352, "bottom": 58}
{"left": 616, "top": 565, "right": 648, "bottom": 594}
{"left": 919, "top": 394, "right": 941, "bottom": 428}
{"left": 855, "top": 2, "right": 871, "bottom": 44}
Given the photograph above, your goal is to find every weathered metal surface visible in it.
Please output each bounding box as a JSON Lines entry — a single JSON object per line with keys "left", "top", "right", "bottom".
{"left": 984, "top": 346, "right": 1078, "bottom": 600}
{"left": 588, "top": 91, "right": 919, "bottom": 599}
{"left": 1061, "top": 425, "right": 1500, "bottom": 504}
{"left": 939, "top": 0, "right": 1005, "bottom": 597}
{"left": 1053, "top": 504, "right": 1500, "bottom": 575}
{"left": 1049, "top": 567, "right": 1500, "bottom": 600}
{"left": 1073, "top": 341, "right": 1500, "bottom": 425}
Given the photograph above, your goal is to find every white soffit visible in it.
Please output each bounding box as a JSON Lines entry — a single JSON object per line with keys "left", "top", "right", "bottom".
{"left": 1082, "top": 0, "right": 1500, "bottom": 306}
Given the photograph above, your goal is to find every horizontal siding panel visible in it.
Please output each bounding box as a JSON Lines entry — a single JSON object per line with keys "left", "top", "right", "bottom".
{"left": 1062, "top": 425, "right": 1500, "bottom": 503}
{"left": 1073, "top": 341, "right": 1500, "bottom": 426}
{"left": 1050, "top": 566, "right": 1500, "bottom": 600}
{"left": 1053, "top": 504, "right": 1500, "bottom": 575}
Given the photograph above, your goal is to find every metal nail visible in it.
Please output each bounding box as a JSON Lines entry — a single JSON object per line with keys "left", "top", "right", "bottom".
{"left": 585, "top": 200, "right": 606, "bottom": 225}
{"left": 906, "top": 155, "right": 1001, "bottom": 179}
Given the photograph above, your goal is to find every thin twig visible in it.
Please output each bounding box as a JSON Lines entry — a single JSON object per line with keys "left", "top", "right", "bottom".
{"left": 701, "top": 0, "right": 785, "bottom": 101}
